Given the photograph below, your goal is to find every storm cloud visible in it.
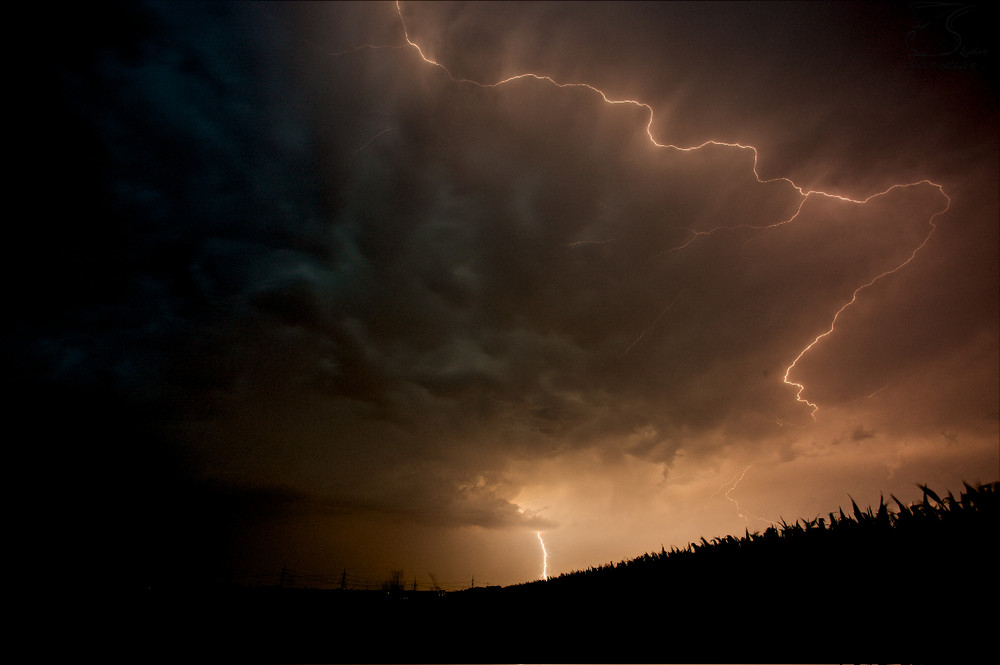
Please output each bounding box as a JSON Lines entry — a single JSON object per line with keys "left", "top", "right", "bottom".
{"left": 21, "top": 1, "right": 997, "bottom": 588}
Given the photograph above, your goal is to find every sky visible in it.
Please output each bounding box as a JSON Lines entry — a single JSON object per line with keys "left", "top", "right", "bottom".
{"left": 23, "top": 1, "right": 997, "bottom": 591}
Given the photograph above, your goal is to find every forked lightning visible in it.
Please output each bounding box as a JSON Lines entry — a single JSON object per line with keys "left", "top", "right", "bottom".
{"left": 391, "top": 1, "right": 951, "bottom": 418}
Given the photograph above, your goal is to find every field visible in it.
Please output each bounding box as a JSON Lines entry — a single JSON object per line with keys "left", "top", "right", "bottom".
{"left": 122, "top": 482, "right": 997, "bottom": 663}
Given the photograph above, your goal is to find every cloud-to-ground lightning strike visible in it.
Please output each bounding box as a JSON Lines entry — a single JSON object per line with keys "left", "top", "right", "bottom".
{"left": 713, "top": 465, "right": 779, "bottom": 528}
{"left": 391, "top": 0, "right": 951, "bottom": 417}
{"left": 536, "top": 531, "right": 549, "bottom": 581}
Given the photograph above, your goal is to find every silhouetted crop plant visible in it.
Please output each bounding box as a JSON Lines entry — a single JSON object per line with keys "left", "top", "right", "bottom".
{"left": 522, "top": 481, "right": 997, "bottom": 593}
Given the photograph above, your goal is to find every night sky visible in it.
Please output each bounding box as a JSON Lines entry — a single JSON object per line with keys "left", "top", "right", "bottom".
{"left": 23, "top": 1, "right": 997, "bottom": 591}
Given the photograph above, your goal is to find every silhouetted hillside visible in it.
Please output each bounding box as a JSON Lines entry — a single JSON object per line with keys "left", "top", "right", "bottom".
{"left": 121, "top": 482, "right": 997, "bottom": 663}
{"left": 507, "top": 481, "right": 998, "bottom": 597}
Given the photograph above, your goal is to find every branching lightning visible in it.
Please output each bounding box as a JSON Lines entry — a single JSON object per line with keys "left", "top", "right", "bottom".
{"left": 714, "top": 465, "right": 779, "bottom": 528}
{"left": 536, "top": 531, "right": 549, "bottom": 581}
{"left": 782, "top": 183, "right": 950, "bottom": 416}
{"left": 391, "top": 1, "right": 951, "bottom": 416}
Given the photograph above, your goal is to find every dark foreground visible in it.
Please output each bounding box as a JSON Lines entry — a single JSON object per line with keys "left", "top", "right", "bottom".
{"left": 113, "top": 484, "right": 996, "bottom": 663}
{"left": 121, "top": 568, "right": 994, "bottom": 664}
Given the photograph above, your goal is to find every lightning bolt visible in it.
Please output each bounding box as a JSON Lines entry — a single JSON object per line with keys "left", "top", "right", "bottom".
{"left": 624, "top": 298, "right": 676, "bottom": 355}
{"left": 566, "top": 239, "right": 615, "bottom": 247}
{"left": 716, "top": 465, "right": 779, "bottom": 528}
{"left": 390, "top": 1, "right": 951, "bottom": 415}
{"left": 536, "top": 531, "right": 549, "bottom": 581}
{"left": 781, "top": 182, "right": 950, "bottom": 416}
{"left": 353, "top": 127, "right": 395, "bottom": 154}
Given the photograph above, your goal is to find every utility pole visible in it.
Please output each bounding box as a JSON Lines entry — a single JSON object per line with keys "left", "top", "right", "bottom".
{"left": 341, "top": 568, "right": 347, "bottom": 590}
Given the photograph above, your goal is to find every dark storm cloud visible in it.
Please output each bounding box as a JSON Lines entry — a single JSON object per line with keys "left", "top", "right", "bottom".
{"left": 23, "top": 1, "right": 996, "bottom": 585}
{"left": 850, "top": 426, "right": 876, "bottom": 442}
